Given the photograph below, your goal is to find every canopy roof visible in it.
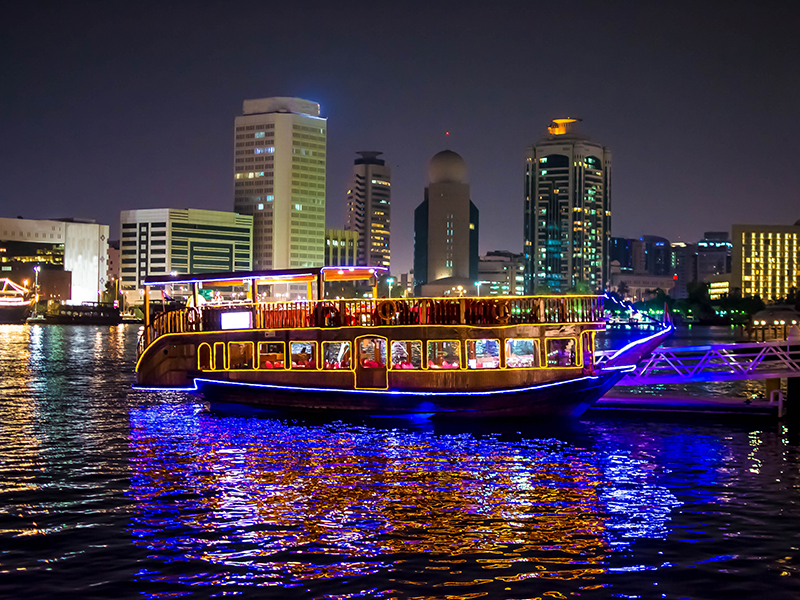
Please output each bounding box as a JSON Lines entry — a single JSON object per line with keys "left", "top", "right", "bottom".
{"left": 143, "top": 266, "right": 387, "bottom": 288}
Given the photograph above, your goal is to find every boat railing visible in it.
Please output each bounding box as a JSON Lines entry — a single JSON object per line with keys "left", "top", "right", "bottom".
{"left": 136, "top": 295, "right": 605, "bottom": 357}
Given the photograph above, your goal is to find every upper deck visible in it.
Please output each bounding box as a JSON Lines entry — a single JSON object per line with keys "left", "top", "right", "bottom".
{"left": 137, "top": 295, "right": 605, "bottom": 357}
{"left": 135, "top": 267, "right": 605, "bottom": 357}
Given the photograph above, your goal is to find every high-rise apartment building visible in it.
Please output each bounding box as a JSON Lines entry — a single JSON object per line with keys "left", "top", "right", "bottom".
{"left": 345, "top": 151, "right": 391, "bottom": 268}
{"left": 233, "top": 97, "right": 326, "bottom": 270}
{"left": 523, "top": 118, "right": 611, "bottom": 293}
{"left": 119, "top": 208, "right": 252, "bottom": 302}
{"left": 732, "top": 222, "right": 800, "bottom": 301}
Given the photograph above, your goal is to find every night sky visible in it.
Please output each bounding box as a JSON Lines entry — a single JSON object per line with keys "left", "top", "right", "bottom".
{"left": 3, "top": 2, "right": 798, "bottom": 273}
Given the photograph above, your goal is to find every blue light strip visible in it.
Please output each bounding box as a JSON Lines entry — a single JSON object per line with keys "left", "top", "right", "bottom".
{"left": 133, "top": 374, "right": 609, "bottom": 398}
{"left": 608, "top": 325, "right": 674, "bottom": 361}
{"left": 602, "top": 291, "right": 652, "bottom": 320}
{"left": 598, "top": 364, "right": 638, "bottom": 373}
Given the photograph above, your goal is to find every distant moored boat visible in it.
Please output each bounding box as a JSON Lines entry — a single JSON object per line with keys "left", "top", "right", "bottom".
{"left": 0, "top": 278, "right": 34, "bottom": 324}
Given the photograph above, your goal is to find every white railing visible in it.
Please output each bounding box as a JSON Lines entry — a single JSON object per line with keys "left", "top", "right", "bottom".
{"left": 597, "top": 340, "right": 800, "bottom": 384}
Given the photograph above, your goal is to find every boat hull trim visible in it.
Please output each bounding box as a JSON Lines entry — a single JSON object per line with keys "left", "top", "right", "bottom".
{"left": 134, "top": 369, "right": 630, "bottom": 419}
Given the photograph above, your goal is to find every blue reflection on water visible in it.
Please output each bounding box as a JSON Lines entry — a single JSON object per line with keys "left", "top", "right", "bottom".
{"left": 128, "top": 403, "right": 682, "bottom": 592}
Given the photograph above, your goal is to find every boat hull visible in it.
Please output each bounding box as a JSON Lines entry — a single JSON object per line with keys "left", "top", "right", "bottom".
{"left": 191, "top": 370, "right": 625, "bottom": 418}
{"left": 0, "top": 303, "right": 33, "bottom": 324}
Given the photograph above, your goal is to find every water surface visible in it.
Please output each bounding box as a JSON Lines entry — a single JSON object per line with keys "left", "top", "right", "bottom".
{"left": 1, "top": 324, "right": 799, "bottom": 598}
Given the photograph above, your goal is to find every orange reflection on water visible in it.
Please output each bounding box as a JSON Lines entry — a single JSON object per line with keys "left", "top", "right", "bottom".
{"left": 129, "top": 406, "right": 617, "bottom": 591}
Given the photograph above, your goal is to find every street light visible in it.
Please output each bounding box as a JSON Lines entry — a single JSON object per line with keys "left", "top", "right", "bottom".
{"left": 33, "top": 265, "right": 40, "bottom": 317}
{"left": 386, "top": 277, "right": 395, "bottom": 298}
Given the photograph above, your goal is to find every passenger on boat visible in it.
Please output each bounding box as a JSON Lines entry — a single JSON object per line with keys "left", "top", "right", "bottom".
{"left": 292, "top": 351, "right": 315, "bottom": 369}
{"left": 428, "top": 359, "right": 459, "bottom": 369}
{"left": 361, "top": 358, "right": 385, "bottom": 368}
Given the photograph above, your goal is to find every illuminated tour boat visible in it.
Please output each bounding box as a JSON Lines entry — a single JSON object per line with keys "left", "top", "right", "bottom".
{"left": 135, "top": 267, "right": 671, "bottom": 418}
{"left": 0, "top": 278, "right": 35, "bottom": 324}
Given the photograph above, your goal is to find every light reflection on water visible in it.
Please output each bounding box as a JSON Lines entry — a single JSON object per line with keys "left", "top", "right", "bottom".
{"left": 1, "top": 324, "right": 799, "bottom": 599}
{"left": 128, "top": 403, "right": 680, "bottom": 592}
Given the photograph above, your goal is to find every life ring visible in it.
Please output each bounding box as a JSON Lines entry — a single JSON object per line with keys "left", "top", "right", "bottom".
{"left": 494, "top": 300, "right": 510, "bottom": 324}
{"left": 377, "top": 300, "right": 397, "bottom": 324}
{"left": 187, "top": 307, "right": 201, "bottom": 328}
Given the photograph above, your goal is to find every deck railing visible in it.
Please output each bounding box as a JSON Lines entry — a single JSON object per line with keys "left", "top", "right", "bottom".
{"left": 137, "top": 295, "right": 604, "bottom": 357}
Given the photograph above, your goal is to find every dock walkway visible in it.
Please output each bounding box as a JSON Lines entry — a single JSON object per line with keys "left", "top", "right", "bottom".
{"left": 589, "top": 394, "right": 778, "bottom": 417}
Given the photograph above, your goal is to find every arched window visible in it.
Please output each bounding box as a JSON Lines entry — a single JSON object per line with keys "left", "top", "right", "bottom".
{"left": 198, "top": 343, "right": 212, "bottom": 371}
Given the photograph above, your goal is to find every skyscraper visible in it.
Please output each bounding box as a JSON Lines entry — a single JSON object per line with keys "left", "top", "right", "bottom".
{"left": 523, "top": 118, "right": 611, "bottom": 293}
{"left": 345, "top": 151, "right": 391, "bottom": 268}
{"left": 414, "top": 150, "right": 479, "bottom": 296}
{"left": 233, "top": 97, "right": 326, "bottom": 270}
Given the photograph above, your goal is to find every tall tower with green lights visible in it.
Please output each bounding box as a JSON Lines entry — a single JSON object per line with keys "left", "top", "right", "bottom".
{"left": 523, "top": 118, "right": 612, "bottom": 294}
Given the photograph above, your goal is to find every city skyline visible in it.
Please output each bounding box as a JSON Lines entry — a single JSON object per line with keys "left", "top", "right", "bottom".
{"left": 3, "top": 3, "right": 799, "bottom": 275}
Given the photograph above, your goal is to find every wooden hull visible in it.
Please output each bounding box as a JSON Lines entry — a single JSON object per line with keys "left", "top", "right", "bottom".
{"left": 0, "top": 303, "right": 32, "bottom": 324}
{"left": 135, "top": 316, "right": 670, "bottom": 419}
{"left": 193, "top": 370, "right": 626, "bottom": 418}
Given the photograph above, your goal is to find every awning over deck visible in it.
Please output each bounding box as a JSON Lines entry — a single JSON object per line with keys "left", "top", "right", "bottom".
{"left": 142, "top": 266, "right": 386, "bottom": 288}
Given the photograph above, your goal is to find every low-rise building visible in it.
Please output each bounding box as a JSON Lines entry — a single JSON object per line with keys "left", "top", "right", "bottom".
{"left": 119, "top": 208, "right": 253, "bottom": 303}
{"left": 478, "top": 251, "right": 525, "bottom": 296}
{"left": 707, "top": 274, "right": 731, "bottom": 301}
{"left": 610, "top": 272, "right": 675, "bottom": 302}
{"left": 0, "top": 216, "right": 109, "bottom": 303}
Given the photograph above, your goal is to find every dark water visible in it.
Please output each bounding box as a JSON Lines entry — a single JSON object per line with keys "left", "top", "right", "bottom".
{"left": 2, "top": 325, "right": 800, "bottom": 599}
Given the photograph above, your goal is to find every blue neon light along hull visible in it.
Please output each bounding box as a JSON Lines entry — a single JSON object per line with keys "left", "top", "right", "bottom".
{"left": 191, "top": 370, "right": 627, "bottom": 419}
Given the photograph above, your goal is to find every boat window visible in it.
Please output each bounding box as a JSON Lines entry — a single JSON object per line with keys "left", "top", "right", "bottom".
{"left": 258, "top": 342, "right": 285, "bottom": 369}
{"left": 323, "top": 341, "right": 351, "bottom": 370}
{"left": 358, "top": 338, "right": 387, "bottom": 369}
{"left": 466, "top": 339, "right": 500, "bottom": 369}
{"left": 229, "top": 342, "right": 254, "bottom": 370}
{"left": 546, "top": 338, "right": 577, "bottom": 367}
{"left": 197, "top": 343, "right": 212, "bottom": 370}
{"left": 506, "top": 339, "right": 539, "bottom": 368}
{"left": 391, "top": 341, "right": 422, "bottom": 370}
{"left": 427, "top": 341, "right": 460, "bottom": 369}
{"left": 290, "top": 341, "right": 317, "bottom": 370}
{"left": 213, "top": 342, "right": 226, "bottom": 370}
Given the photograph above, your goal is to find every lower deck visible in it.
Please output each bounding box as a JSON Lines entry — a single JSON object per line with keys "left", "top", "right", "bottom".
{"left": 136, "top": 323, "right": 603, "bottom": 393}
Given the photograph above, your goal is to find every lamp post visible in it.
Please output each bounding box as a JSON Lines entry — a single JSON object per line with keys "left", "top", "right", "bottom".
{"left": 33, "top": 265, "right": 40, "bottom": 317}
{"left": 386, "top": 277, "right": 395, "bottom": 298}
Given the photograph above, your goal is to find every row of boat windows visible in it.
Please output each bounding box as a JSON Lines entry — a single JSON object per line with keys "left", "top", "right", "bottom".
{"left": 197, "top": 337, "right": 584, "bottom": 372}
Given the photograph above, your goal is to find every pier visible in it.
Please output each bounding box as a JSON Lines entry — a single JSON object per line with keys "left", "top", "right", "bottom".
{"left": 591, "top": 338, "right": 799, "bottom": 419}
